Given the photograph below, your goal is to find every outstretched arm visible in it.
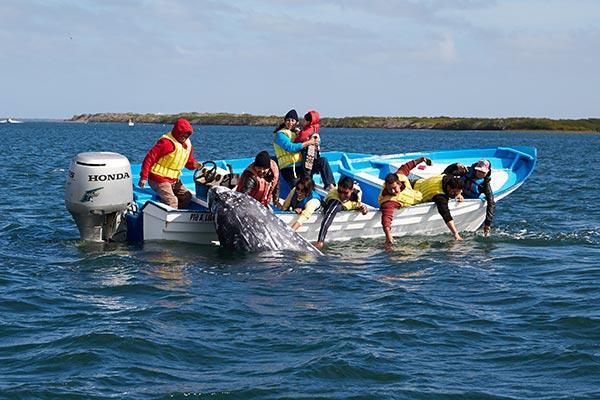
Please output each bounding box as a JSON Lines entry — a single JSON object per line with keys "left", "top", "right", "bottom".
{"left": 380, "top": 201, "right": 399, "bottom": 244}
{"left": 432, "top": 194, "right": 462, "bottom": 240}
{"left": 481, "top": 180, "right": 495, "bottom": 235}
{"left": 396, "top": 157, "right": 432, "bottom": 176}
{"left": 315, "top": 199, "right": 343, "bottom": 249}
{"left": 291, "top": 198, "right": 321, "bottom": 231}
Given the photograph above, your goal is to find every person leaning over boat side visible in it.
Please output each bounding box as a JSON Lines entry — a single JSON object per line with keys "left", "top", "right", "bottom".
{"left": 413, "top": 174, "right": 465, "bottom": 240}
{"left": 282, "top": 177, "right": 322, "bottom": 231}
{"left": 443, "top": 159, "right": 495, "bottom": 236}
{"left": 138, "top": 118, "right": 202, "bottom": 209}
{"left": 292, "top": 110, "right": 336, "bottom": 190}
{"left": 314, "top": 177, "right": 368, "bottom": 250}
{"left": 379, "top": 157, "right": 432, "bottom": 245}
{"left": 273, "top": 109, "right": 318, "bottom": 189}
{"left": 236, "top": 150, "right": 281, "bottom": 208}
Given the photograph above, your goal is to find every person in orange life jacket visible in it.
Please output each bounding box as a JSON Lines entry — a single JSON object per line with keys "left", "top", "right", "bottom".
{"left": 236, "top": 150, "right": 281, "bottom": 208}
{"left": 281, "top": 177, "right": 322, "bottom": 231}
{"left": 379, "top": 157, "right": 432, "bottom": 245}
{"left": 413, "top": 174, "right": 465, "bottom": 240}
{"left": 443, "top": 159, "right": 495, "bottom": 236}
{"left": 138, "top": 118, "right": 202, "bottom": 209}
{"left": 273, "top": 109, "right": 318, "bottom": 190}
{"left": 314, "top": 177, "right": 368, "bottom": 250}
{"left": 293, "top": 110, "right": 335, "bottom": 191}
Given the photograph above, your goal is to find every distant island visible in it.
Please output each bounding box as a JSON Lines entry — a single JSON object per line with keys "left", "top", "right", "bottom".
{"left": 69, "top": 112, "right": 600, "bottom": 132}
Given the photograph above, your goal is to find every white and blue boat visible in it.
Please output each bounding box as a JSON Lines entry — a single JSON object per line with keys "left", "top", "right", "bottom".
{"left": 100, "top": 146, "right": 535, "bottom": 245}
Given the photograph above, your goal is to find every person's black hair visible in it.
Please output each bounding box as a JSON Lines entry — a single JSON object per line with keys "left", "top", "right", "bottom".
{"left": 304, "top": 112, "right": 312, "bottom": 123}
{"left": 338, "top": 176, "right": 354, "bottom": 190}
{"left": 445, "top": 176, "right": 464, "bottom": 190}
{"left": 384, "top": 173, "right": 400, "bottom": 185}
{"left": 273, "top": 122, "right": 286, "bottom": 133}
{"left": 254, "top": 150, "right": 271, "bottom": 168}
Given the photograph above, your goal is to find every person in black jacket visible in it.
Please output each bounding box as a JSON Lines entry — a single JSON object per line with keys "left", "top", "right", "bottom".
{"left": 235, "top": 151, "right": 281, "bottom": 208}
{"left": 443, "top": 159, "right": 495, "bottom": 236}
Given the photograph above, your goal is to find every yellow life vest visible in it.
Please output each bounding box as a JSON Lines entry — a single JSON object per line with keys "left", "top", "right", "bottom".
{"left": 325, "top": 185, "right": 363, "bottom": 211}
{"left": 273, "top": 129, "right": 302, "bottom": 169}
{"left": 378, "top": 174, "right": 423, "bottom": 206}
{"left": 150, "top": 133, "right": 192, "bottom": 179}
{"left": 414, "top": 175, "right": 445, "bottom": 203}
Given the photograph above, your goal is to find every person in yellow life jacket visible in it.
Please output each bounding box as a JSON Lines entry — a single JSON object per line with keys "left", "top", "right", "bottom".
{"left": 315, "top": 176, "right": 368, "bottom": 250}
{"left": 236, "top": 151, "right": 281, "bottom": 208}
{"left": 413, "top": 174, "right": 465, "bottom": 240}
{"left": 138, "top": 118, "right": 202, "bottom": 209}
{"left": 378, "top": 157, "right": 431, "bottom": 245}
{"left": 272, "top": 109, "right": 318, "bottom": 190}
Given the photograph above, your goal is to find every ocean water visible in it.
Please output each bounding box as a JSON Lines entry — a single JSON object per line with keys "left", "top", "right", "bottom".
{"left": 1, "top": 122, "right": 599, "bottom": 399}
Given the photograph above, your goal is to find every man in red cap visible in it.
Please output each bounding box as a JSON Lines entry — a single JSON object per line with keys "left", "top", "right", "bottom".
{"left": 138, "top": 118, "right": 202, "bottom": 208}
{"left": 443, "top": 159, "right": 495, "bottom": 236}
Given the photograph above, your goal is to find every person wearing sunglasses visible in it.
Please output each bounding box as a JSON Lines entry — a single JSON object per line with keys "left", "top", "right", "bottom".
{"left": 315, "top": 177, "right": 368, "bottom": 249}
{"left": 281, "top": 177, "right": 322, "bottom": 231}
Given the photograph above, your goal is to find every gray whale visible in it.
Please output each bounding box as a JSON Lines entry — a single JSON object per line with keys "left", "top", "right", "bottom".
{"left": 208, "top": 187, "right": 322, "bottom": 254}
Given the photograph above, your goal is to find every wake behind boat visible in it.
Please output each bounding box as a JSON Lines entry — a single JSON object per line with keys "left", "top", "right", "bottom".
{"left": 64, "top": 146, "right": 536, "bottom": 248}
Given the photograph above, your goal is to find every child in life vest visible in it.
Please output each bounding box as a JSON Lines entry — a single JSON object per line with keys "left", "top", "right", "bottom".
{"left": 293, "top": 111, "right": 335, "bottom": 190}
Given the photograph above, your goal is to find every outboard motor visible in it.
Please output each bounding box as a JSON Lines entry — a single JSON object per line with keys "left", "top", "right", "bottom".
{"left": 65, "top": 152, "right": 133, "bottom": 242}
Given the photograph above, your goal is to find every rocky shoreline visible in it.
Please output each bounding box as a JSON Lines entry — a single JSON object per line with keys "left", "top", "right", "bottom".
{"left": 69, "top": 112, "right": 600, "bottom": 132}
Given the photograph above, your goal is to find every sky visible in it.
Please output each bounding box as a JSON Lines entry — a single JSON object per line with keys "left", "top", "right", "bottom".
{"left": 1, "top": 0, "right": 599, "bottom": 119}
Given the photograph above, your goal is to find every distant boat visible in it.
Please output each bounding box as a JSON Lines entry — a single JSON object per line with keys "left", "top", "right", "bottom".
{"left": 1, "top": 118, "right": 23, "bottom": 124}
{"left": 128, "top": 119, "right": 134, "bottom": 127}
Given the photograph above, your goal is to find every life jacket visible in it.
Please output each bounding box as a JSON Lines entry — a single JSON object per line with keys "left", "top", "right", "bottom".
{"left": 235, "top": 159, "right": 279, "bottom": 206}
{"left": 325, "top": 185, "right": 362, "bottom": 211}
{"left": 273, "top": 129, "right": 302, "bottom": 169}
{"left": 413, "top": 175, "right": 445, "bottom": 203}
{"left": 378, "top": 173, "right": 423, "bottom": 206}
{"left": 290, "top": 189, "right": 320, "bottom": 210}
{"left": 150, "top": 133, "right": 191, "bottom": 179}
{"left": 459, "top": 169, "right": 485, "bottom": 198}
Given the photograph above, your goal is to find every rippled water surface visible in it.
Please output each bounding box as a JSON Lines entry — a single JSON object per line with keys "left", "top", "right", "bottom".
{"left": 1, "top": 122, "right": 599, "bottom": 399}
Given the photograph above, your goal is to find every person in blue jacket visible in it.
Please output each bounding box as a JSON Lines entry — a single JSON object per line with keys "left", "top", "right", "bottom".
{"left": 272, "top": 109, "right": 334, "bottom": 190}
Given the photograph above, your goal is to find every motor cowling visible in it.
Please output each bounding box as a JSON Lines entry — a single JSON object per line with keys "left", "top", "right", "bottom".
{"left": 65, "top": 152, "right": 133, "bottom": 242}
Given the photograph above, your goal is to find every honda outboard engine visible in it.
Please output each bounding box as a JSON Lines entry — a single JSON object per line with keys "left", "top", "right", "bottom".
{"left": 65, "top": 152, "right": 133, "bottom": 242}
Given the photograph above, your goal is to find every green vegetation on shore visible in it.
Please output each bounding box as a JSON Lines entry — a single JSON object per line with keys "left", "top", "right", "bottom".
{"left": 69, "top": 112, "right": 600, "bottom": 132}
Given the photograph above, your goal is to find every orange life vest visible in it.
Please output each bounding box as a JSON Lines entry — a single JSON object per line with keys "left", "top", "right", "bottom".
{"left": 235, "top": 160, "right": 279, "bottom": 206}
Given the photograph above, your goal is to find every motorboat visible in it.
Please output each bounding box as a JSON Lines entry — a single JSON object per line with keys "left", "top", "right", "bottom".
{"left": 0, "top": 118, "right": 24, "bottom": 124}
{"left": 64, "top": 146, "right": 536, "bottom": 246}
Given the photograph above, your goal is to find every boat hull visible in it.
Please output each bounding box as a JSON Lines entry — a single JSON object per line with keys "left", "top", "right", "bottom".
{"left": 130, "top": 146, "right": 536, "bottom": 246}
{"left": 139, "top": 197, "right": 489, "bottom": 245}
